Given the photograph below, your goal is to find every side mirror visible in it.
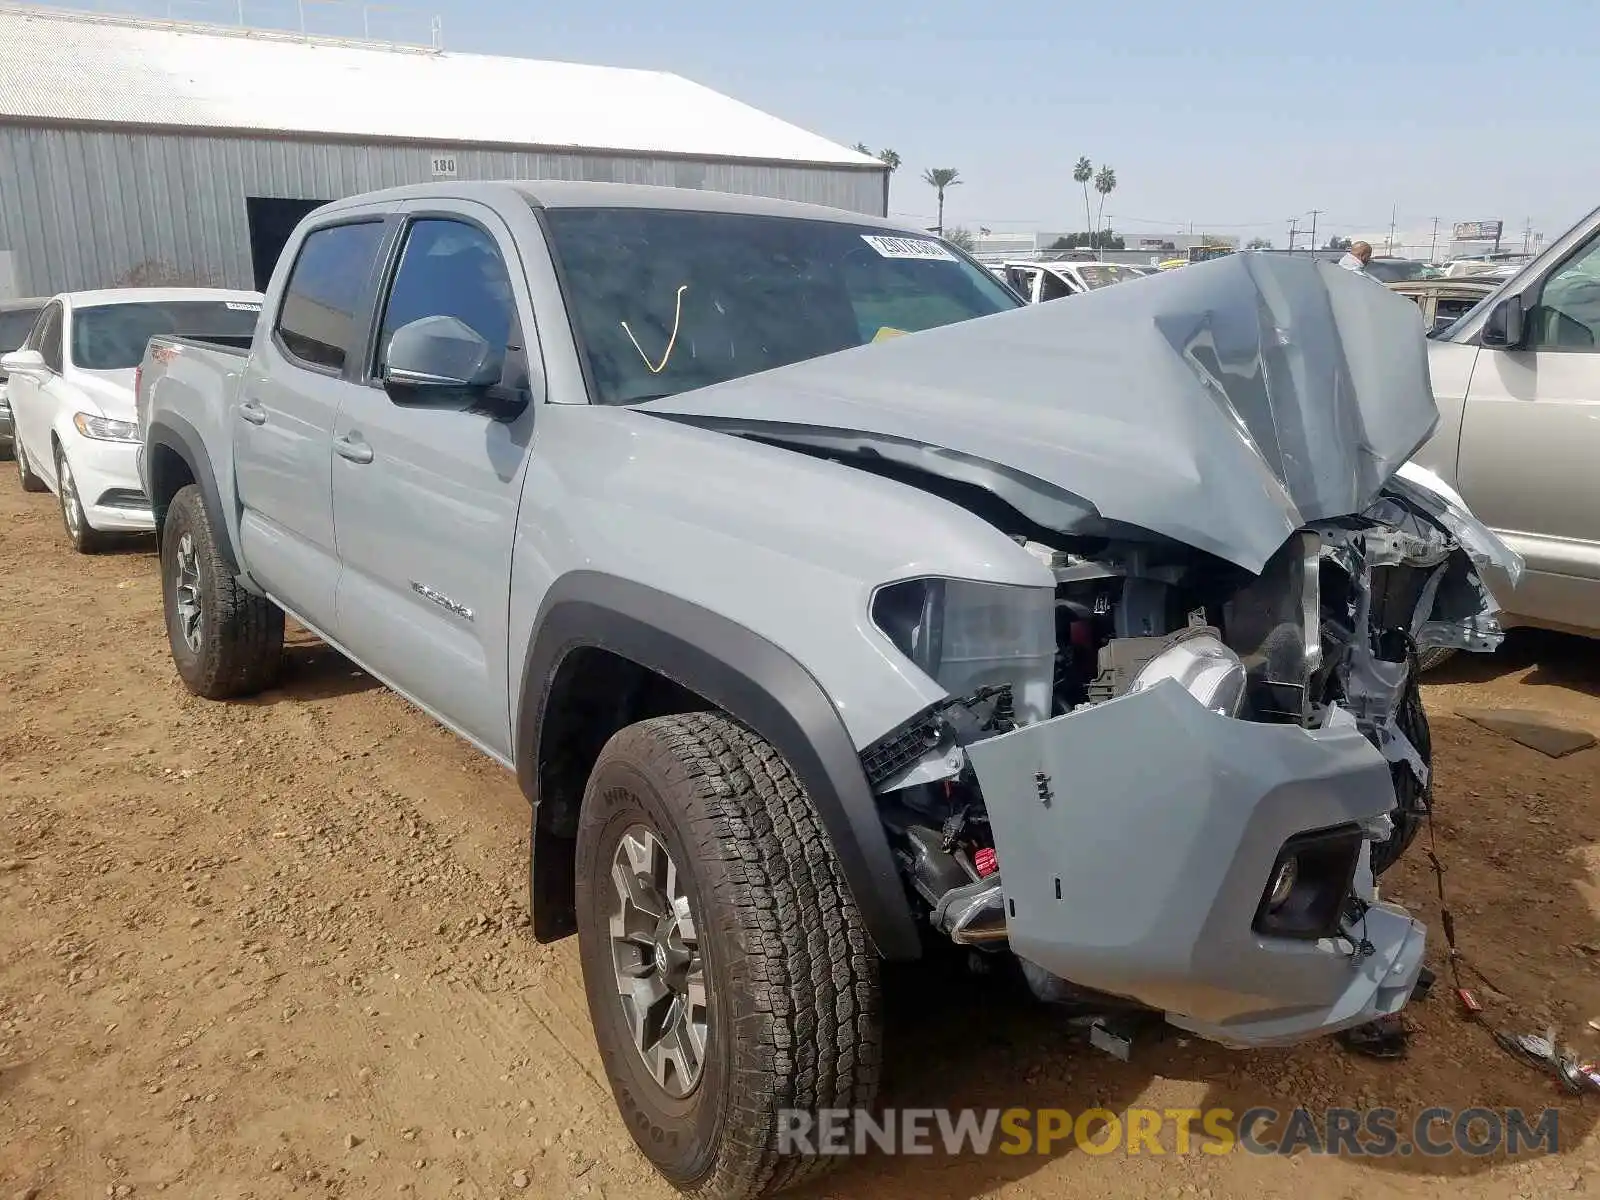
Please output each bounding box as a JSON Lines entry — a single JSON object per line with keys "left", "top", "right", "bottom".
{"left": 0, "top": 348, "right": 47, "bottom": 377}
{"left": 381, "top": 316, "right": 527, "bottom": 422}
{"left": 1480, "top": 295, "right": 1525, "bottom": 349}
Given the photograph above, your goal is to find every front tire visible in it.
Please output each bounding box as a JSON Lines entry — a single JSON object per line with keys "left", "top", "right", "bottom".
{"left": 16, "top": 436, "right": 46, "bottom": 492}
{"left": 161, "top": 484, "right": 284, "bottom": 699}
{"left": 574, "top": 713, "right": 881, "bottom": 1200}
{"left": 1371, "top": 673, "right": 1433, "bottom": 876}
{"left": 54, "top": 443, "right": 110, "bottom": 554}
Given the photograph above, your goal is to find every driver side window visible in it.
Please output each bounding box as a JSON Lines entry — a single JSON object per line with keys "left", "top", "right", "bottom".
{"left": 36, "top": 305, "right": 64, "bottom": 373}
{"left": 1529, "top": 234, "right": 1600, "bottom": 350}
{"left": 375, "top": 218, "right": 516, "bottom": 379}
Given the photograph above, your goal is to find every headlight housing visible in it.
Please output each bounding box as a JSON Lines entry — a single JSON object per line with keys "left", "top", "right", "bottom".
{"left": 73, "top": 412, "right": 140, "bottom": 443}
{"left": 1129, "top": 631, "right": 1248, "bottom": 717}
{"left": 871, "top": 578, "right": 1056, "bottom": 725}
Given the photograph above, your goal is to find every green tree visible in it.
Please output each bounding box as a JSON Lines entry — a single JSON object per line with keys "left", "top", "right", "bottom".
{"left": 1093, "top": 165, "right": 1117, "bottom": 247}
{"left": 1327, "top": 235, "right": 1352, "bottom": 251}
{"left": 1073, "top": 157, "right": 1094, "bottom": 247}
{"left": 853, "top": 141, "right": 872, "bottom": 155}
{"left": 1196, "top": 233, "right": 1232, "bottom": 247}
{"left": 944, "top": 226, "right": 977, "bottom": 251}
{"left": 877, "top": 148, "right": 902, "bottom": 172}
{"left": 1245, "top": 236, "right": 1273, "bottom": 250}
{"left": 921, "top": 168, "right": 962, "bottom": 235}
{"left": 1050, "top": 230, "right": 1125, "bottom": 250}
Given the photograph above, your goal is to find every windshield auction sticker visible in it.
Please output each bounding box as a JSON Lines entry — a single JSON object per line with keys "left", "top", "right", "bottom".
{"left": 861, "top": 234, "right": 957, "bottom": 262}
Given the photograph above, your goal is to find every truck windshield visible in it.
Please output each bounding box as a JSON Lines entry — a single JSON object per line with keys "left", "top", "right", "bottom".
{"left": 540, "top": 207, "right": 1021, "bottom": 405}
{"left": 71, "top": 300, "right": 262, "bottom": 371}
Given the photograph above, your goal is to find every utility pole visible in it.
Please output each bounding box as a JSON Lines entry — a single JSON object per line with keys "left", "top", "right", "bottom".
{"left": 1429, "top": 217, "right": 1441, "bottom": 263}
{"left": 1387, "top": 202, "right": 1398, "bottom": 256}
{"left": 1523, "top": 218, "right": 1533, "bottom": 254}
{"left": 1287, "top": 218, "right": 1299, "bottom": 252}
{"left": 1308, "top": 209, "right": 1323, "bottom": 252}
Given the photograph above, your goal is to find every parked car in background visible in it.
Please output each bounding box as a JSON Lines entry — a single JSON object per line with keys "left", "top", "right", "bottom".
{"left": 1413, "top": 201, "right": 1600, "bottom": 651}
{"left": 136, "top": 181, "right": 1515, "bottom": 1199}
{"left": 2, "top": 288, "right": 262, "bottom": 551}
{"left": 1362, "top": 258, "right": 1437, "bottom": 284}
{"left": 1386, "top": 277, "right": 1498, "bottom": 336}
{"left": 0, "top": 296, "right": 48, "bottom": 458}
{"left": 1002, "top": 259, "right": 1145, "bottom": 301}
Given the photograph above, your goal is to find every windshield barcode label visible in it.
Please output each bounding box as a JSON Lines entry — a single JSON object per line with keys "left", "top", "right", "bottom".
{"left": 225, "top": 302, "right": 262, "bottom": 311}
{"left": 861, "top": 235, "right": 957, "bottom": 262}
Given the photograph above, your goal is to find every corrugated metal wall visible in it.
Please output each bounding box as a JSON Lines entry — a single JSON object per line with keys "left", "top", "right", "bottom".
{"left": 0, "top": 122, "right": 887, "bottom": 295}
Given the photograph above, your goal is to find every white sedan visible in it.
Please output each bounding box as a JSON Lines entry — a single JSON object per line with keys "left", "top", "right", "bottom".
{"left": 2, "top": 288, "right": 262, "bottom": 551}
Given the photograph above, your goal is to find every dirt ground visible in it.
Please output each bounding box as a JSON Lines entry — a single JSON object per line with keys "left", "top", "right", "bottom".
{"left": 5, "top": 480, "right": 1600, "bottom": 1200}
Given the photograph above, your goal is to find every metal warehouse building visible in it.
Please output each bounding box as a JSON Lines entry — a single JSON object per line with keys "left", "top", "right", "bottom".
{"left": 0, "top": 5, "right": 886, "bottom": 298}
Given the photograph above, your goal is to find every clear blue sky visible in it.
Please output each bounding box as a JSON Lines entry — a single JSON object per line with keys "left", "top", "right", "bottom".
{"left": 449, "top": 0, "right": 1597, "bottom": 245}
{"left": 46, "top": 0, "right": 1600, "bottom": 245}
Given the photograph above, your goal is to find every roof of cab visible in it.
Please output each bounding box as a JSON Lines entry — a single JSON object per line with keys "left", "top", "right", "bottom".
{"left": 314, "top": 179, "right": 917, "bottom": 229}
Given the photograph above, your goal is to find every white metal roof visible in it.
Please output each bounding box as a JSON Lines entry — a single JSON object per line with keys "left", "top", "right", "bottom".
{"left": 0, "top": 6, "right": 880, "bottom": 167}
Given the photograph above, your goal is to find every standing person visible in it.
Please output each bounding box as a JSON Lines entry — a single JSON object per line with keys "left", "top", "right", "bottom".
{"left": 1339, "top": 240, "right": 1375, "bottom": 276}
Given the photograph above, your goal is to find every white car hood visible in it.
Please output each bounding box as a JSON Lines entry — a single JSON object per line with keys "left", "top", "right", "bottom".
{"left": 639, "top": 253, "right": 1440, "bottom": 574}
{"left": 71, "top": 369, "right": 138, "bottom": 422}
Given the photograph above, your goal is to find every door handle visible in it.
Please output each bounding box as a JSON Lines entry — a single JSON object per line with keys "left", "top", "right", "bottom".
{"left": 334, "top": 435, "right": 374, "bottom": 465}
{"left": 238, "top": 401, "right": 267, "bottom": 426}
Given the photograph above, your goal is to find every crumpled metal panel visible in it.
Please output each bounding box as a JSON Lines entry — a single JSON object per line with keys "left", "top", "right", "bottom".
{"left": 641, "top": 253, "right": 1439, "bottom": 574}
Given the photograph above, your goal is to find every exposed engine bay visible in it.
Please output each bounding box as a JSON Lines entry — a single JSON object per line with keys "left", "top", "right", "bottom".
{"left": 857, "top": 467, "right": 1517, "bottom": 982}
{"left": 638, "top": 251, "right": 1522, "bottom": 1042}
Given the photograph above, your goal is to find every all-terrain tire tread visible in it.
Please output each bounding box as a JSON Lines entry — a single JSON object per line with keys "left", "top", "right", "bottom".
{"left": 607, "top": 712, "right": 881, "bottom": 1200}
{"left": 165, "top": 485, "right": 284, "bottom": 699}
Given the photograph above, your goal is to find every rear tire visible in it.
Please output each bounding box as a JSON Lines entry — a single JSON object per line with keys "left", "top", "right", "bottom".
{"left": 54, "top": 443, "right": 111, "bottom": 554}
{"left": 16, "top": 436, "right": 46, "bottom": 492}
{"left": 574, "top": 712, "right": 881, "bottom": 1200}
{"left": 161, "top": 484, "right": 284, "bottom": 699}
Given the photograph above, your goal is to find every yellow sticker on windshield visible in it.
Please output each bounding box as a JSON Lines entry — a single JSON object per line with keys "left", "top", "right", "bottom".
{"left": 872, "top": 327, "right": 908, "bottom": 343}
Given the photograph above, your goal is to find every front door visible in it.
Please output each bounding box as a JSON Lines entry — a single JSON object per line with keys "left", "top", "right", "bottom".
{"left": 233, "top": 217, "right": 389, "bottom": 634}
{"left": 329, "top": 203, "right": 538, "bottom": 758}
{"left": 1456, "top": 228, "right": 1600, "bottom": 630}
{"left": 9, "top": 301, "right": 61, "bottom": 476}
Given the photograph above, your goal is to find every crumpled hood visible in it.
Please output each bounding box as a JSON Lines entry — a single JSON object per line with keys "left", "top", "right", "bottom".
{"left": 637, "top": 253, "right": 1438, "bottom": 573}
{"left": 73, "top": 369, "right": 138, "bottom": 422}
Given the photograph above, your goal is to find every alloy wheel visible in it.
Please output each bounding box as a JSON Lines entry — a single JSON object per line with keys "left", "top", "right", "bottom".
{"left": 607, "top": 824, "right": 709, "bottom": 1098}
{"left": 57, "top": 452, "right": 82, "bottom": 540}
{"left": 173, "top": 532, "right": 203, "bottom": 653}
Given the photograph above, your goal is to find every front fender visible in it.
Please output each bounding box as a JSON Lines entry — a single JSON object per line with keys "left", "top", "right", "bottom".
{"left": 516, "top": 571, "right": 923, "bottom": 961}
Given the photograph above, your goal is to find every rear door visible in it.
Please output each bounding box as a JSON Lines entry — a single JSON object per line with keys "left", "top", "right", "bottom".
{"left": 328, "top": 201, "right": 538, "bottom": 758}
{"left": 1456, "top": 228, "right": 1600, "bottom": 629}
{"left": 233, "top": 217, "right": 390, "bottom": 633}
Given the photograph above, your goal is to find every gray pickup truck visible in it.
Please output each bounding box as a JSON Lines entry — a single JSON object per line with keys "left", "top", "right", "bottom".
{"left": 136, "top": 182, "right": 1518, "bottom": 1198}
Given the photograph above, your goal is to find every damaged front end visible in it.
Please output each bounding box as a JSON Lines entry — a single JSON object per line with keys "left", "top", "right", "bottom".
{"left": 641, "top": 251, "right": 1523, "bottom": 1048}
{"left": 859, "top": 477, "right": 1518, "bottom": 1047}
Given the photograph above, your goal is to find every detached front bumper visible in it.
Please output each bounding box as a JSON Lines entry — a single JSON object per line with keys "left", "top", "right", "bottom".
{"left": 965, "top": 680, "right": 1426, "bottom": 1049}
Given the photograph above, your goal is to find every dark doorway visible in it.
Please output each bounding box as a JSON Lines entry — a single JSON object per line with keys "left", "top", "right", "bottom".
{"left": 246, "top": 197, "right": 328, "bottom": 290}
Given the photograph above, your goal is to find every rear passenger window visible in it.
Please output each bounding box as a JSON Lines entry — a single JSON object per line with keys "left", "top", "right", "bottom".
{"left": 275, "top": 221, "right": 386, "bottom": 371}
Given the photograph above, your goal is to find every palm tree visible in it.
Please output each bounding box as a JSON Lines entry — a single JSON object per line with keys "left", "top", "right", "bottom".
{"left": 922, "top": 168, "right": 962, "bottom": 235}
{"left": 1093, "top": 165, "right": 1117, "bottom": 248}
{"left": 1073, "top": 157, "right": 1094, "bottom": 247}
{"left": 853, "top": 141, "right": 872, "bottom": 155}
{"left": 877, "top": 148, "right": 901, "bottom": 172}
